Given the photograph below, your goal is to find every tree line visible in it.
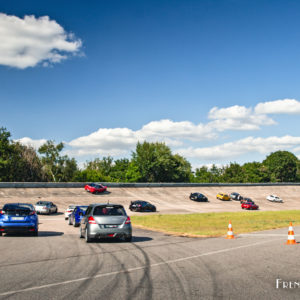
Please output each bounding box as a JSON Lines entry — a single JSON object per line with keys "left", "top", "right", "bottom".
{"left": 1, "top": 127, "right": 299, "bottom": 183}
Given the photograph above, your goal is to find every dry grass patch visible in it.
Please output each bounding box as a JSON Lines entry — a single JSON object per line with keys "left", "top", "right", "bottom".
{"left": 131, "top": 210, "right": 300, "bottom": 237}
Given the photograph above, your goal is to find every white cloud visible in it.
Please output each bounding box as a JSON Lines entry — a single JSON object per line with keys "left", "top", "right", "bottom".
{"left": 0, "top": 13, "right": 82, "bottom": 69}
{"left": 177, "top": 136, "right": 300, "bottom": 161}
{"left": 16, "top": 137, "right": 47, "bottom": 149}
{"left": 137, "top": 119, "right": 215, "bottom": 141}
{"left": 208, "top": 105, "right": 276, "bottom": 131}
{"left": 255, "top": 99, "right": 300, "bottom": 114}
{"left": 67, "top": 119, "right": 215, "bottom": 157}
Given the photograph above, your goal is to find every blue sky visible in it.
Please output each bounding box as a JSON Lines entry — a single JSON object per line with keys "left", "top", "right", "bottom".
{"left": 1, "top": 0, "right": 300, "bottom": 168}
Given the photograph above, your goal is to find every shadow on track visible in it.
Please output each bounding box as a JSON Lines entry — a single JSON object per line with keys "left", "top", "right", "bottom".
{"left": 2, "top": 231, "right": 64, "bottom": 237}
{"left": 88, "top": 236, "right": 153, "bottom": 243}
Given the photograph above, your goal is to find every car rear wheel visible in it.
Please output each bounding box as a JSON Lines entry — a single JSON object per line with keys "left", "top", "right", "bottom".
{"left": 32, "top": 230, "right": 38, "bottom": 236}
{"left": 124, "top": 235, "right": 132, "bottom": 242}
{"left": 79, "top": 226, "right": 84, "bottom": 238}
{"left": 85, "top": 228, "right": 92, "bottom": 243}
{"left": 74, "top": 222, "right": 79, "bottom": 227}
{"left": 68, "top": 217, "right": 72, "bottom": 225}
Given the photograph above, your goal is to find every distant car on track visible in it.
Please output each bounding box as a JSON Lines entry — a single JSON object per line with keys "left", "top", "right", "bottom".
{"left": 241, "top": 202, "right": 259, "bottom": 210}
{"left": 189, "top": 193, "right": 208, "bottom": 202}
{"left": 216, "top": 193, "right": 230, "bottom": 201}
{"left": 0, "top": 203, "right": 38, "bottom": 236}
{"left": 35, "top": 201, "right": 58, "bottom": 215}
{"left": 230, "top": 192, "right": 243, "bottom": 201}
{"left": 85, "top": 183, "right": 107, "bottom": 194}
{"left": 80, "top": 203, "right": 132, "bottom": 243}
{"left": 240, "top": 197, "right": 254, "bottom": 204}
{"left": 65, "top": 204, "right": 76, "bottom": 220}
{"left": 129, "top": 201, "right": 156, "bottom": 212}
{"left": 266, "top": 195, "right": 283, "bottom": 203}
{"left": 68, "top": 206, "right": 88, "bottom": 227}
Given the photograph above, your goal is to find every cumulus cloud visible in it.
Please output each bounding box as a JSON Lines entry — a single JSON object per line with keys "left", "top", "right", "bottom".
{"left": 137, "top": 119, "right": 215, "bottom": 141}
{"left": 67, "top": 119, "right": 216, "bottom": 157}
{"left": 208, "top": 105, "right": 276, "bottom": 131}
{"left": 16, "top": 137, "right": 47, "bottom": 149}
{"left": 0, "top": 13, "right": 82, "bottom": 69}
{"left": 177, "top": 136, "right": 300, "bottom": 161}
{"left": 255, "top": 99, "right": 300, "bottom": 114}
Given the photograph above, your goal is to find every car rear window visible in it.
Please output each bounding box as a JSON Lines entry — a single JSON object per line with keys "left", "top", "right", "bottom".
{"left": 2, "top": 204, "right": 32, "bottom": 216}
{"left": 79, "top": 206, "right": 88, "bottom": 211}
{"left": 93, "top": 206, "right": 125, "bottom": 216}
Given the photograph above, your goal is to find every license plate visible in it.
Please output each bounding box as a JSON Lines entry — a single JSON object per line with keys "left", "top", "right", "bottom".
{"left": 105, "top": 225, "right": 117, "bottom": 228}
{"left": 11, "top": 217, "right": 24, "bottom": 221}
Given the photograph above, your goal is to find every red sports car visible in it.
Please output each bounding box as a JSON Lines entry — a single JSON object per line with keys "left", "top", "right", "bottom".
{"left": 85, "top": 183, "right": 107, "bottom": 194}
{"left": 241, "top": 202, "right": 259, "bottom": 210}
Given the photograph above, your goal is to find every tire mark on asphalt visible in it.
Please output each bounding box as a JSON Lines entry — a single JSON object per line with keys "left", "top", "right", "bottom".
{"left": 0, "top": 238, "right": 198, "bottom": 269}
{"left": 61, "top": 239, "right": 103, "bottom": 300}
{"left": 123, "top": 242, "right": 153, "bottom": 300}
{"left": 0, "top": 238, "right": 282, "bottom": 297}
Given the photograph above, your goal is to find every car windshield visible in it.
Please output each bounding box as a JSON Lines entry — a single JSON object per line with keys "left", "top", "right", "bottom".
{"left": 93, "top": 206, "right": 125, "bottom": 216}
{"left": 95, "top": 184, "right": 103, "bottom": 188}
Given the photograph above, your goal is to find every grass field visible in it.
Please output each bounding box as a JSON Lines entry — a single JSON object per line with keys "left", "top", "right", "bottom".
{"left": 131, "top": 210, "right": 300, "bottom": 237}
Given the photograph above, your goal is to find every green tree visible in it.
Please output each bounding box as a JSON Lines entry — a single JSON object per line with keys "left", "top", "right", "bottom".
{"left": 38, "top": 141, "right": 78, "bottom": 182}
{"left": 132, "top": 141, "right": 192, "bottom": 182}
{"left": 0, "top": 127, "right": 14, "bottom": 181}
{"left": 263, "top": 151, "right": 298, "bottom": 182}
{"left": 242, "top": 162, "right": 269, "bottom": 183}
{"left": 221, "top": 162, "right": 244, "bottom": 183}
{"left": 110, "top": 159, "right": 130, "bottom": 182}
{"left": 10, "top": 143, "right": 48, "bottom": 182}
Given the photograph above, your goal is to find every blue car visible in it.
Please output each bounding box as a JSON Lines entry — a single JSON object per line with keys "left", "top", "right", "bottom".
{"left": 0, "top": 203, "right": 39, "bottom": 236}
{"left": 68, "top": 205, "right": 88, "bottom": 227}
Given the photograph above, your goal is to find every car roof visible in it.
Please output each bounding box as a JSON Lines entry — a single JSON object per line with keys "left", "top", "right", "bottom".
{"left": 90, "top": 203, "right": 124, "bottom": 207}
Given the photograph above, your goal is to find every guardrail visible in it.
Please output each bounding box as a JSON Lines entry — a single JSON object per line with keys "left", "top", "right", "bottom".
{"left": 0, "top": 182, "right": 299, "bottom": 188}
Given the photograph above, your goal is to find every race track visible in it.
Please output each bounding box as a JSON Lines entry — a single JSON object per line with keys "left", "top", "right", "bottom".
{"left": 1, "top": 187, "right": 300, "bottom": 299}
{"left": 0, "top": 216, "right": 299, "bottom": 299}
{"left": 0, "top": 185, "right": 300, "bottom": 214}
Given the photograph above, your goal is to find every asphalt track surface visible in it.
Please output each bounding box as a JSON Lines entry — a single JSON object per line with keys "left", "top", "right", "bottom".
{"left": 1, "top": 216, "right": 300, "bottom": 300}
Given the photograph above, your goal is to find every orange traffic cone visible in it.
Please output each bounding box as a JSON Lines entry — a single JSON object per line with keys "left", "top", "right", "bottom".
{"left": 286, "top": 222, "right": 297, "bottom": 245}
{"left": 226, "top": 220, "right": 235, "bottom": 239}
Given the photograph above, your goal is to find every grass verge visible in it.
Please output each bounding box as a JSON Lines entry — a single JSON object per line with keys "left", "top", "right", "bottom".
{"left": 131, "top": 210, "right": 300, "bottom": 237}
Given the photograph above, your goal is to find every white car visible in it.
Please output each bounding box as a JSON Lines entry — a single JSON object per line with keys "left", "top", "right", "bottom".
{"left": 64, "top": 204, "right": 76, "bottom": 220}
{"left": 35, "top": 201, "right": 58, "bottom": 214}
{"left": 266, "top": 195, "right": 283, "bottom": 203}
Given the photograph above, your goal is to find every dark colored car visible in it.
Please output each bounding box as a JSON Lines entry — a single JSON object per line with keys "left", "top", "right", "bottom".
{"left": 189, "top": 193, "right": 208, "bottom": 202}
{"left": 85, "top": 183, "right": 107, "bottom": 194}
{"left": 80, "top": 203, "right": 132, "bottom": 242}
{"left": 230, "top": 192, "right": 243, "bottom": 201}
{"left": 0, "top": 203, "right": 38, "bottom": 236}
{"left": 241, "top": 202, "right": 259, "bottom": 210}
{"left": 129, "top": 201, "right": 156, "bottom": 212}
{"left": 240, "top": 197, "right": 254, "bottom": 204}
{"left": 68, "top": 205, "right": 88, "bottom": 227}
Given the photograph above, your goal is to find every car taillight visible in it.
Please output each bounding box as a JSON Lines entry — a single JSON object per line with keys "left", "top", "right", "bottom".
{"left": 0, "top": 210, "right": 5, "bottom": 215}
{"left": 88, "top": 216, "right": 97, "bottom": 224}
{"left": 29, "top": 211, "right": 36, "bottom": 215}
{"left": 125, "top": 216, "right": 131, "bottom": 224}
{"left": 43, "top": 206, "right": 47, "bottom": 209}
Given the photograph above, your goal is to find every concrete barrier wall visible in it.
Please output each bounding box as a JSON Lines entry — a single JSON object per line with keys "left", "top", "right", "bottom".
{"left": 0, "top": 182, "right": 299, "bottom": 188}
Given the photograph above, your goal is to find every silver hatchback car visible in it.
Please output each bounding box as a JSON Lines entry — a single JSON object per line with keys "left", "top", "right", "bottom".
{"left": 79, "top": 203, "right": 132, "bottom": 243}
